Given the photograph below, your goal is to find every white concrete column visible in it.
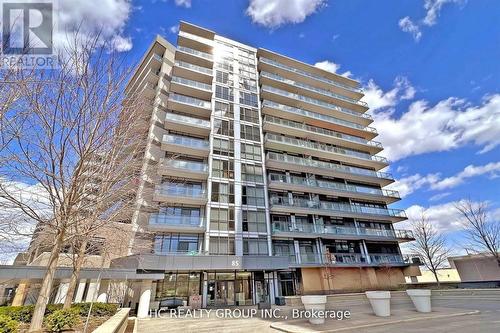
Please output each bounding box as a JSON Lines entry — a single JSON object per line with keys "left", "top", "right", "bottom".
{"left": 137, "top": 280, "right": 153, "bottom": 319}
{"left": 85, "top": 280, "right": 100, "bottom": 302}
{"left": 293, "top": 240, "right": 301, "bottom": 264}
{"left": 202, "top": 272, "right": 208, "bottom": 308}
{"left": 74, "top": 280, "right": 87, "bottom": 303}
{"left": 97, "top": 280, "right": 110, "bottom": 303}
{"left": 54, "top": 282, "right": 69, "bottom": 304}
{"left": 362, "top": 240, "right": 371, "bottom": 264}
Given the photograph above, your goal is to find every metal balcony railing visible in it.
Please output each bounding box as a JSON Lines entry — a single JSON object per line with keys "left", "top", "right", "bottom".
{"left": 259, "top": 57, "right": 363, "bottom": 93}
{"left": 369, "top": 254, "right": 405, "bottom": 264}
{"left": 265, "top": 133, "right": 388, "bottom": 164}
{"left": 266, "top": 152, "right": 394, "bottom": 181}
{"left": 262, "top": 100, "right": 377, "bottom": 134}
{"left": 261, "top": 85, "right": 372, "bottom": 120}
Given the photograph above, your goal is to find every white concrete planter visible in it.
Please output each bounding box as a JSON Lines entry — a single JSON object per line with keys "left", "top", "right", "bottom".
{"left": 365, "top": 291, "right": 391, "bottom": 317}
{"left": 301, "top": 295, "right": 327, "bottom": 325}
{"left": 407, "top": 289, "right": 432, "bottom": 312}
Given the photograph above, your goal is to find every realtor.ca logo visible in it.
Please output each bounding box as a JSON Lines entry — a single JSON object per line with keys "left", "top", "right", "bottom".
{"left": 1, "top": 0, "right": 58, "bottom": 68}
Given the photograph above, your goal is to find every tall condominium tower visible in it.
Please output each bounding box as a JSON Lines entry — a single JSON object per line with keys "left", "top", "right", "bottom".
{"left": 118, "top": 21, "right": 417, "bottom": 308}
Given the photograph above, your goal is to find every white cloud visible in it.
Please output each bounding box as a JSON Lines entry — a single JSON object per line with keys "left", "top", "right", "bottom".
{"left": 314, "top": 60, "right": 352, "bottom": 78}
{"left": 371, "top": 93, "right": 500, "bottom": 161}
{"left": 362, "top": 77, "right": 415, "bottom": 111}
{"left": 388, "top": 173, "right": 440, "bottom": 198}
{"left": 398, "top": 17, "right": 422, "bottom": 42}
{"left": 175, "top": 0, "right": 192, "bottom": 8}
{"left": 398, "top": 0, "right": 465, "bottom": 41}
{"left": 431, "top": 162, "right": 500, "bottom": 190}
{"left": 169, "top": 25, "right": 180, "bottom": 34}
{"left": 246, "top": 0, "right": 326, "bottom": 28}
{"left": 429, "top": 192, "right": 452, "bottom": 201}
{"left": 54, "top": 0, "right": 133, "bottom": 52}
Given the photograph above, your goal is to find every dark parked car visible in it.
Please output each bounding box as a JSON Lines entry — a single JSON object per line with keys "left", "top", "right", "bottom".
{"left": 159, "top": 297, "right": 184, "bottom": 310}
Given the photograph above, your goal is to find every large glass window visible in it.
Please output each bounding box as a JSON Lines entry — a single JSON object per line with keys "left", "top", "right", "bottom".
{"left": 239, "top": 92, "right": 258, "bottom": 107}
{"left": 210, "top": 208, "right": 235, "bottom": 231}
{"left": 243, "top": 237, "right": 268, "bottom": 255}
{"left": 240, "top": 124, "right": 260, "bottom": 141}
{"left": 214, "top": 119, "right": 234, "bottom": 136}
{"left": 241, "top": 163, "right": 263, "bottom": 183}
{"left": 240, "top": 107, "right": 259, "bottom": 123}
{"left": 154, "top": 233, "right": 201, "bottom": 254}
{"left": 242, "top": 185, "right": 265, "bottom": 206}
{"left": 216, "top": 70, "right": 233, "bottom": 85}
{"left": 241, "top": 143, "right": 262, "bottom": 161}
{"left": 211, "top": 182, "right": 235, "bottom": 203}
{"left": 155, "top": 272, "right": 201, "bottom": 304}
{"left": 209, "top": 236, "right": 235, "bottom": 255}
{"left": 212, "top": 159, "right": 234, "bottom": 179}
{"left": 213, "top": 138, "right": 234, "bottom": 157}
{"left": 214, "top": 101, "right": 234, "bottom": 119}
{"left": 242, "top": 209, "right": 267, "bottom": 232}
{"left": 216, "top": 85, "right": 233, "bottom": 101}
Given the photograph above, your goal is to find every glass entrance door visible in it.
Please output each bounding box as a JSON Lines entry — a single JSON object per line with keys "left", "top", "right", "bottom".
{"left": 208, "top": 280, "right": 235, "bottom": 306}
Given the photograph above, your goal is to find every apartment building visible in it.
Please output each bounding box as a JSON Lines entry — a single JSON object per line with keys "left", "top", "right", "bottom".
{"left": 116, "top": 21, "right": 418, "bottom": 308}
{"left": 4, "top": 21, "right": 419, "bottom": 313}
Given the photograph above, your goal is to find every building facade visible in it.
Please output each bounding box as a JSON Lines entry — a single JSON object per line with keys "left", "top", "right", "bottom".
{"left": 4, "top": 21, "right": 419, "bottom": 314}
{"left": 119, "top": 21, "right": 417, "bottom": 309}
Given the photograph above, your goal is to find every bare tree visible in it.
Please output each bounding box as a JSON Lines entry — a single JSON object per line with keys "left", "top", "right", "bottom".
{"left": 410, "top": 212, "right": 452, "bottom": 287}
{"left": 0, "top": 31, "right": 147, "bottom": 331}
{"left": 455, "top": 200, "right": 500, "bottom": 267}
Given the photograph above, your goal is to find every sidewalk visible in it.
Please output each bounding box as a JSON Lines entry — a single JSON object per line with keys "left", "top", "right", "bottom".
{"left": 270, "top": 307, "right": 480, "bottom": 333}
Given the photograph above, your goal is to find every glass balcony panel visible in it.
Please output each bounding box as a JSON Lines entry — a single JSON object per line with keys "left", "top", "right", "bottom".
{"left": 163, "top": 134, "right": 209, "bottom": 149}
{"left": 156, "top": 183, "right": 205, "bottom": 198}
{"left": 369, "top": 254, "right": 404, "bottom": 264}
{"left": 165, "top": 113, "right": 210, "bottom": 128}
{"left": 169, "top": 93, "right": 212, "bottom": 109}
{"left": 149, "top": 213, "right": 204, "bottom": 226}
{"left": 172, "top": 76, "right": 212, "bottom": 91}
{"left": 177, "top": 45, "right": 213, "bottom": 60}
{"left": 163, "top": 159, "right": 208, "bottom": 172}
{"left": 175, "top": 60, "right": 213, "bottom": 75}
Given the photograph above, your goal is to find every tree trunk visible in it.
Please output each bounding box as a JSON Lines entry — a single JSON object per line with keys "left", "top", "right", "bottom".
{"left": 29, "top": 230, "right": 65, "bottom": 332}
{"left": 433, "top": 270, "right": 441, "bottom": 288}
{"left": 63, "top": 240, "right": 87, "bottom": 309}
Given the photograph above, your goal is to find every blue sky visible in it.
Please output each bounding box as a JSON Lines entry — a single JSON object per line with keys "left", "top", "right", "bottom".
{"left": 4, "top": 0, "right": 498, "bottom": 258}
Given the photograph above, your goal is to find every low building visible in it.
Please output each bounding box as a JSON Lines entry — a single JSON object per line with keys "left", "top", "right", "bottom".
{"left": 448, "top": 253, "right": 500, "bottom": 285}
{"left": 405, "top": 268, "right": 460, "bottom": 284}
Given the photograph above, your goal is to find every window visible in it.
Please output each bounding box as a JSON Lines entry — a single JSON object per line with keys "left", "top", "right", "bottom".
{"left": 212, "top": 159, "right": 234, "bottom": 179}
{"left": 240, "top": 124, "right": 260, "bottom": 141}
{"left": 212, "top": 138, "right": 234, "bottom": 157}
{"left": 242, "top": 209, "right": 267, "bottom": 232}
{"left": 209, "top": 236, "right": 235, "bottom": 255}
{"left": 240, "top": 107, "right": 259, "bottom": 123}
{"left": 241, "top": 163, "right": 263, "bottom": 183}
{"left": 154, "top": 233, "right": 201, "bottom": 254}
{"left": 239, "top": 78, "right": 257, "bottom": 92}
{"left": 242, "top": 185, "right": 265, "bottom": 206}
{"left": 243, "top": 237, "right": 268, "bottom": 255}
{"left": 241, "top": 143, "right": 262, "bottom": 161}
{"left": 214, "top": 119, "right": 234, "bottom": 136}
{"left": 239, "top": 92, "right": 258, "bottom": 107}
{"left": 216, "top": 85, "right": 233, "bottom": 101}
{"left": 214, "top": 101, "right": 234, "bottom": 119}
{"left": 210, "top": 208, "right": 235, "bottom": 231}
{"left": 211, "top": 182, "right": 235, "bottom": 203}
{"left": 216, "top": 60, "right": 233, "bottom": 72}
{"left": 216, "top": 70, "right": 232, "bottom": 85}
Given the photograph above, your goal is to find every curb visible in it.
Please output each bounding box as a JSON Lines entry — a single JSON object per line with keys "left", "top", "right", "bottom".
{"left": 270, "top": 310, "right": 480, "bottom": 333}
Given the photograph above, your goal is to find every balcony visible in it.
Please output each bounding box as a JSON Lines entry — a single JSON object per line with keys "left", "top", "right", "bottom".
{"left": 153, "top": 184, "right": 207, "bottom": 205}
{"left": 266, "top": 152, "right": 394, "bottom": 187}
{"left": 173, "top": 60, "right": 213, "bottom": 84}
{"left": 325, "top": 253, "right": 366, "bottom": 265}
{"left": 268, "top": 173, "right": 400, "bottom": 204}
{"left": 148, "top": 213, "right": 205, "bottom": 232}
{"left": 262, "top": 100, "right": 377, "bottom": 140}
{"left": 168, "top": 93, "right": 212, "bottom": 118}
{"left": 265, "top": 133, "right": 388, "bottom": 170}
{"left": 369, "top": 254, "right": 406, "bottom": 265}
{"left": 269, "top": 196, "right": 407, "bottom": 222}
{"left": 258, "top": 57, "right": 363, "bottom": 97}
{"left": 264, "top": 115, "right": 382, "bottom": 154}
{"left": 272, "top": 221, "right": 413, "bottom": 242}
{"left": 176, "top": 45, "right": 213, "bottom": 69}
{"left": 170, "top": 76, "right": 212, "bottom": 100}
{"left": 178, "top": 31, "right": 213, "bottom": 53}
{"left": 165, "top": 112, "right": 210, "bottom": 136}
{"left": 261, "top": 85, "right": 372, "bottom": 127}
{"left": 161, "top": 134, "right": 209, "bottom": 157}
{"left": 260, "top": 71, "right": 368, "bottom": 111}
{"left": 159, "top": 158, "right": 209, "bottom": 180}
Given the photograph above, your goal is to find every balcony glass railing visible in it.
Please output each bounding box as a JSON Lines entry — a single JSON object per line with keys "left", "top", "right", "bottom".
{"left": 259, "top": 57, "right": 362, "bottom": 93}
{"left": 149, "top": 213, "right": 204, "bottom": 226}
{"left": 369, "top": 254, "right": 405, "bottom": 264}
{"left": 269, "top": 196, "right": 407, "bottom": 218}
{"left": 178, "top": 31, "right": 214, "bottom": 47}
{"left": 161, "top": 158, "right": 208, "bottom": 172}
{"left": 261, "top": 85, "right": 371, "bottom": 120}
{"left": 264, "top": 115, "right": 382, "bottom": 148}
{"left": 163, "top": 134, "right": 209, "bottom": 150}
{"left": 325, "top": 253, "right": 365, "bottom": 264}
{"left": 165, "top": 112, "right": 210, "bottom": 128}
{"left": 156, "top": 183, "right": 205, "bottom": 198}
{"left": 171, "top": 76, "right": 212, "bottom": 91}
{"left": 266, "top": 152, "right": 394, "bottom": 181}
{"left": 169, "top": 93, "right": 211, "bottom": 109}
{"left": 175, "top": 60, "right": 213, "bottom": 75}
{"left": 265, "top": 133, "right": 388, "bottom": 164}
{"left": 177, "top": 45, "right": 213, "bottom": 61}
{"left": 261, "top": 71, "right": 367, "bottom": 107}
{"left": 268, "top": 173, "right": 400, "bottom": 198}
{"left": 299, "top": 253, "right": 321, "bottom": 264}
{"left": 395, "top": 229, "right": 414, "bottom": 239}
{"left": 262, "top": 100, "right": 377, "bottom": 134}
